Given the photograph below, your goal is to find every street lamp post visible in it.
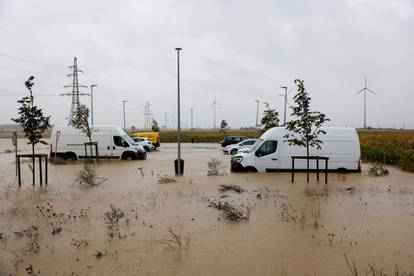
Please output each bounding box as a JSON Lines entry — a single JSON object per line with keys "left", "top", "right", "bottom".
{"left": 175, "top": 47, "right": 183, "bottom": 175}
{"left": 190, "top": 108, "right": 194, "bottom": 130}
{"left": 122, "top": 100, "right": 128, "bottom": 130}
{"left": 280, "top": 86, "right": 288, "bottom": 125}
{"left": 254, "top": 100, "right": 259, "bottom": 137}
{"left": 190, "top": 108, "right": 194, "bottom": 143}
{"left": 90, "top": 84, "right": 97, "bottom": 125}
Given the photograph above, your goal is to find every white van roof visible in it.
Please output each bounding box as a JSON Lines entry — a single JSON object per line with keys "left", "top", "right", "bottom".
{"left": 260, "top": 127, "right": 357, "bottom": 140}
{"left": 53, "top": 125, "right": 124, "bottom": 131}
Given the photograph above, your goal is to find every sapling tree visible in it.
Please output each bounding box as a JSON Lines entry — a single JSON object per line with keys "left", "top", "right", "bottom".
{"left": 12, "top": 76, "right": 50, "bottom": 156}
{"left": 69, "top": 103, "right": 94, "bottom": 157}
{"left": 284, "top": 79, "right": 330, "bottom": 181}
{"left": 260, "top": 103, "right": 279, "bottom": 134}
{"left": 12, "top": 76, "right": 50, "bottom": 186}
{"left": 220, "top": 120, "right": 230, "bottom": 134}
{"left": 151, "top": 119, "right": 160, "bottom": 132}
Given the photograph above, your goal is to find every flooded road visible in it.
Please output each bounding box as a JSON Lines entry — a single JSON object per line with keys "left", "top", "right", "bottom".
{"left": 0, "top": 139, "right": 414, "bottom": 275}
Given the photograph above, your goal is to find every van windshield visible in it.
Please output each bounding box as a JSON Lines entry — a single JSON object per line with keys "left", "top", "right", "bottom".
{"left": 122, "top": 135, "right": 135, "bottom": 146}
{"left": 246, "top": 139, "right": 263, "bottom": 153}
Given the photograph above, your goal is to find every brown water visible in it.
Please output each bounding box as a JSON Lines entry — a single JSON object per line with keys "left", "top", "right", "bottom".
{"left": 0, "top": 139, "right": 414, "bottom": 275}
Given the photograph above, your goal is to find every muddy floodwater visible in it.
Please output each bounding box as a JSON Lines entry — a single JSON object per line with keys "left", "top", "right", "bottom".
{"left": 0, "top": 139, "right": 414, "bottom": 275}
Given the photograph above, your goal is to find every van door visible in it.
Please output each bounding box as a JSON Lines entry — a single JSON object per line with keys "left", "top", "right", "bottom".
{"left": 254, "top": 140, "right": 279, "bottom": 172}
{"left": 112, "top": 135, "right": 129, "bottom": 158}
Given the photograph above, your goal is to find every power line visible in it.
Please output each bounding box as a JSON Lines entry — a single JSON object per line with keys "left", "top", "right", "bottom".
{"left": 0, "top": 89, "right": 24, "bottom": 94}
{"left": 0, "top": 79, "right": 63, "bottom": 88}
{"left": 0, "top": 75, "right": 66, "bottom": 87}
{"left": 0, "top": 65, "right": 63, "bottom": 76}
{"left": 0, "top": 52, "right": 66, "bottom": 70}
{"left": 0, "top": 76, "right": 26, "bottom": 82}
{"left": 0, "top": 89, "right": 62, "bottom": 96}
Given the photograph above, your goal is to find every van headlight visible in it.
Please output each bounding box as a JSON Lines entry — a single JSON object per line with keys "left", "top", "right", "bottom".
{"left": 231, "top": 156, "right": 243, "bottom": 163}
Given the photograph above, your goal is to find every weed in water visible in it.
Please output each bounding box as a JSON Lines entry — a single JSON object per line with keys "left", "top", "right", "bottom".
{"left": 25, "top": 264, "right": 40, "bottom": 276}
{"left": 75, "top": 162, "right": 108, "bottom": 187}
{"left": 208, "top": 201, "right": 250, "bottom": 222}
{"left": 278, "top": 202, "right": 305, "bottom": 226}
{"left": 368, "top": 164, "right": 389, "bottom": 177}
{"left": 14, "top": 226, "right": 41, "bottom": 254}
{"left": 344, "top": 253, "right": 414, "bottom": 276}
{"left": 218, "top": 184, "right": 246, "bottom": 193}
{"left": 137, "top": 167, "right": 145, "bottom": 177}
{"left": 310, "top": 199, "right": 321, "bottom": 229}
{"left": 160, "top": 228, "right": 191, "bottom": 251}
{"left": 95, "top": 250, "right": 106, "bottom": 259}
{"left": 104, "top": 204, "right": 127, "bottom": 240}
{"left": 0, "top": 237, "right": 24, "bottom": 270}
{"left": 0, "top": 232, "right": 7, "bottom": 245}
{"left": 305, "top": 186, "right": 330, "bottom": 199}
{"left": 158, "top": 175, "right": 177, "bottom": 184}
{"left": 71, "top": 239, "right": 89, "bottom": 249}
{"left": 207, "top": 158, "right": 226, "bottom": 176}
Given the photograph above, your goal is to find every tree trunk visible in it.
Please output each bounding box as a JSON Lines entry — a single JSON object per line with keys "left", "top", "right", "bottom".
{"left": 88, "top": 135, "right": 93, "bottom": 159}
{"left": 32, "top": 143, "right": 35, "bottom": 186}
{"left": 306, "top": 140, "right": 309, "bottom": 183}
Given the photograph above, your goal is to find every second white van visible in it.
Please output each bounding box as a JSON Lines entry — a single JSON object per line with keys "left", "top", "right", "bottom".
{"left": 50, "top": 125, "right": 147, "bottom": 160}
{"left": 231, "top": 127, "right": 361, "bottom": 172}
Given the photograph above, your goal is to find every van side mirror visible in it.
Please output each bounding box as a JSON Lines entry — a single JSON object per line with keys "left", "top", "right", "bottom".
{"left": 123, "top": 142, "right": 129, "bottom": 147}
{"left": 255, "top": 150, "right": 261, "bottom": 157}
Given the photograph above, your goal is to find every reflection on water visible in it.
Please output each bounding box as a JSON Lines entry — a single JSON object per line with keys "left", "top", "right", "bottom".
{"left": 0, "top": 139, "right": 413, "bottom": 275}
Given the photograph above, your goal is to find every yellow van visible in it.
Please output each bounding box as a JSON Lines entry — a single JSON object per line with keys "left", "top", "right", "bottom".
{"left": 131, "top": 132, "right": 160, "bottom": 149}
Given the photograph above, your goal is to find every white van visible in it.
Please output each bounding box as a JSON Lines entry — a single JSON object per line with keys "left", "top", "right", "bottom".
{"left": 50, "top": 125, "right": 147, "bottom": 160}
{"left": 231, "top": 127, "right": 361, "bottom": 172}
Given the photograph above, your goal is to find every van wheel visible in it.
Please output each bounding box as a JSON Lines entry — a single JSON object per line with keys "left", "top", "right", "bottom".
{"left": 245, "top": 166, "right": 257, "bottom": 173}
{"left": 231, "top": 149, "right": 238, "bottom": 155}
{"left": 121, "top": 152, "right": 137, "bottom": 160}
{"left": 65, "top": 152, "right": 77, "bottom": 160}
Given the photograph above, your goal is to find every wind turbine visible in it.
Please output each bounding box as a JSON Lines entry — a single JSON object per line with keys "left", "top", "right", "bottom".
{"left": 211, "top": 96, "right": 221, "bottom": 130}
{"left": 356, "top": 76, "right": 376, "bottom": 129}
{"left": 279, "top": 86, "right": 291, "bottom": 125}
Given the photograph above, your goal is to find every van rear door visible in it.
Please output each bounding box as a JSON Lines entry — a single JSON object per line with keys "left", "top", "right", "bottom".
{"left": 254, "top": 140, "right": 280, "bottom": 172}
{"left": 91, "top": 130, "right": 112, "bottom": 158}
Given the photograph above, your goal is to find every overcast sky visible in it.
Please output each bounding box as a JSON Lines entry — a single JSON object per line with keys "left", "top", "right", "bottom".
{"left": 1, "top": 0, "right": 413, "bottom": 129}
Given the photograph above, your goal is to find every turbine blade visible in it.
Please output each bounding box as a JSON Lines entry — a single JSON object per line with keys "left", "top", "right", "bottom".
{"left": 367, "top": 88, "right": 376, "bottom": 94}
{"left": 355, "top": 88, "right": 365, "bottom": 95}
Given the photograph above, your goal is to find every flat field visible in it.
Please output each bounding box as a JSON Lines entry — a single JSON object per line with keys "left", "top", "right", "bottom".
{"left": 0, "top": 139, "right": 413, "bottom": 275}
{"left": 359, "top": 130, "right": 414, "bottom": 172}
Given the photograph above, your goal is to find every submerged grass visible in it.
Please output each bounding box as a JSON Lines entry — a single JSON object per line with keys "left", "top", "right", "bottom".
{"left": 208, "top": 201, "right": 250, "bottom": 222}
{"left": 218, "top": 184, "right": 246, "bottom": 193}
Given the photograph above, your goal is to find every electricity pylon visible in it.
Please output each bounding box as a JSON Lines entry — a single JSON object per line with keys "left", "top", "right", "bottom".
{"left": 61, "top": 57, "right": 88, "bottom": 120}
